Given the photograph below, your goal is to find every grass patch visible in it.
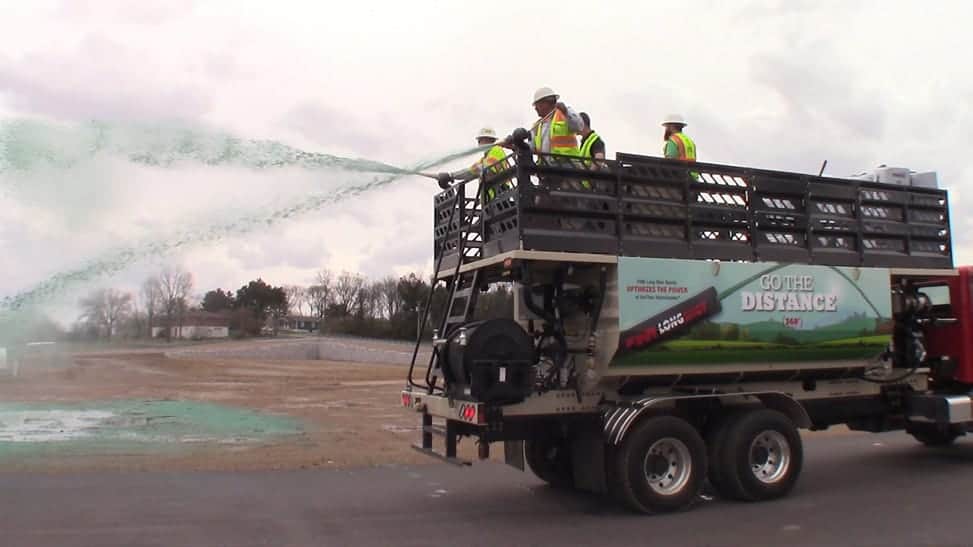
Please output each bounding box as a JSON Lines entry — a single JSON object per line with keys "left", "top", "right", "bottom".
{"left": 661, "top": 339, "right": 785, "bottom": 350}
{"left": 815, "top": 335, "right": 891, "bottom": 347}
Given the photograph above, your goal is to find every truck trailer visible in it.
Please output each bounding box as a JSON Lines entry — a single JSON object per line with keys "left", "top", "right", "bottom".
{"left": 401, "top": 133, "right": 965, "bottom": 514}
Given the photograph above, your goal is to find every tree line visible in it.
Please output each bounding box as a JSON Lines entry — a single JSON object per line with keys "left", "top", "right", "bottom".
{"left": 72, "top": 265, "right": 197, "bottom": 341}
{"left": 69, "top": 266, "right": 513, "bottom": 342}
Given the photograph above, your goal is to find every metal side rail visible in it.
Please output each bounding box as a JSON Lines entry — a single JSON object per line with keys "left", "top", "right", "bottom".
{"left": 432, "top": 144, "right": 954, "bottom": 270}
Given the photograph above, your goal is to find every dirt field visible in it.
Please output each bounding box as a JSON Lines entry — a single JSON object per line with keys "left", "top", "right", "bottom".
{"left": 0, "top": 339, "right": 856, "bottom": 474}
{"left": 0, "top": 347, "right": 452, "bottom": 473}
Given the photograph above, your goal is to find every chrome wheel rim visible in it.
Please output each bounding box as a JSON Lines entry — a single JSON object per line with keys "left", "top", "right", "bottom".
{"left": 643, "top": 437, "right": 692, "bottom": 495}
{"left": 749, "top": 430, "right": 791, "bottom": 484}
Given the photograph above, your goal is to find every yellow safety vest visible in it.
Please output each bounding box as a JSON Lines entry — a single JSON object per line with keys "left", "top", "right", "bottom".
{"left": 481, "top": 145, "right": 513, "bottom": 201}
{"left": 665, "top": 132, "right": 699, "bottom": 181}
{"left": 577, "top": 131, "right": 604, "bottom": 190}
{"left": 580, "top": 131, "right": 602, "bottom": 158}
{"left": 479, "top": 145, "right": 509, "bottom": 174}
{"left": 532, "top": 109, "right": 580, "bottom": 156}
{"left": 665, "top": 132, "right": 696, "bottom": 161}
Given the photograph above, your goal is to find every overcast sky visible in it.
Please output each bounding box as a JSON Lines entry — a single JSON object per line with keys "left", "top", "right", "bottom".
{"left": 1, "top": 0, "right": 971, "bottom": 323}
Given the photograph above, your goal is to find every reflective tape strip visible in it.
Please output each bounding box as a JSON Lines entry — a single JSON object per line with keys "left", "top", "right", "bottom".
{"left": 671, "top": 135, "right": 687, "bottom": 159}
{"left": 550, "top": 135, "right": 578, "bottom": 148}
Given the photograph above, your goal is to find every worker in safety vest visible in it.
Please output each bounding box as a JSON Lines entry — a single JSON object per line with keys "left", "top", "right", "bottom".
{"left": 662, "top": 114, "right": 696, "bottom": 161}
{"left": 436, "top": 127, "right": 510, "bottom": 190}
{"left": 579, "top": 112, "right": 605, "bottom": 160}
{"left": 528, "top": 87, "right": 583, "bottom": 155}
{"left": 576, "top": 112, "right": 606, "bottom": 190}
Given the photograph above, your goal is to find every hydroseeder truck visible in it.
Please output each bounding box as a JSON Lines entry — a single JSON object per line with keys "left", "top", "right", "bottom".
{"left": 401, "top": 133, "right": 966, "bottom": 513}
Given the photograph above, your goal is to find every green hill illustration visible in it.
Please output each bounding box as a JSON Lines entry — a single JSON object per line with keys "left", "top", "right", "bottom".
{"left": 613, "top": 313, "right": 891, "bottom": 367}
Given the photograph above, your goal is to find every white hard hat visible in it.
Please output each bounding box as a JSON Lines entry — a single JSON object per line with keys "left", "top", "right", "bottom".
{"left": 662, "top": 113, "right": 687, "bottom": 127}
{"left": 476, "top": 127, "right": 497, "bottom": 140}
{"left": 533, "top": 86, "right": 559, "bottom": 104}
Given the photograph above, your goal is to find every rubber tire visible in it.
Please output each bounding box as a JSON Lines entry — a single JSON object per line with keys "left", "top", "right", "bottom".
{"left": 908, "top": 425, "right": 961, "bottom": 447}
{"left": 612, "top": 415, "right": 707, "bottom": 514}
{"left": 717, "top": 409, "right": 803, "bottom": 502}
{"left": 525, "top": 436, "right": 574, "bottom": 488}
{"left": 703, "top": 409, "right": 745, "bottom": 499}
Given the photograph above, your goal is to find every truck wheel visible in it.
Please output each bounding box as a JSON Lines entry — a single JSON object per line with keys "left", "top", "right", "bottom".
{"left": 703, "top": 410, "right": 744, "bottom": 498}
{"left": 613, "top": 415, "right": 706, "bottom": 513}
{"left": 525, "top": 436, "right": 574, "bottom": 488}
{"left": 717, "top": 409, "right": 803, "bottom": 502}
{"left": 908, "top": 424, "right": 961, "bottom": 447}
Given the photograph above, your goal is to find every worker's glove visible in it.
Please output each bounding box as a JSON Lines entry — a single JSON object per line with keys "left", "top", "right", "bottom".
{"left": 511, "top": 127, "right": 530, "bottom": 142}
{"left": 437, "top": 172, "right": 453, "bottom": 190}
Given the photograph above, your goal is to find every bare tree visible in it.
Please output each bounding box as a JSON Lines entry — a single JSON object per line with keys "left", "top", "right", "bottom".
{"left": 308, "top": 269, "right": 333, "bottom": 320}
{"left": 141, "top": 277, "right": 162, "bottom": 338}
{"left": 284, "top": 285, "right": 308, "bottom": 316}
{"left": 359, "top": 282, "right": 383, "bottom": 320}
{"left": 333, "top": 271, "right": 365, "bottom": 318}
{"left": 128, "top": 299, "right": 145, "bottom": 339}
{"left": 307, "top": 285, "right": 328, "bottom": 321}
{"left": 79, "top": 288, "right": 133, "bottom": 340}
{"left": 156, "top": 266, "right": 194, "bottom": 341}
{"left": 378, "top": 276, "right": 400, "bottom": 319}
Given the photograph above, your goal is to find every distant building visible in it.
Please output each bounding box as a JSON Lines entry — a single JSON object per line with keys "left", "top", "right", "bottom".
{"left": 152, "top": 311, "right": 231, "bottom": 339}
{"left": 279, "top": 315, "right": 321, "bottom": 332}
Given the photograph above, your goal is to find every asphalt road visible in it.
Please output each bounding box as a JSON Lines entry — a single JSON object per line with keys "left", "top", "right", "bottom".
{"left": 3, "top": 431, "right": 973, "bottom": 547}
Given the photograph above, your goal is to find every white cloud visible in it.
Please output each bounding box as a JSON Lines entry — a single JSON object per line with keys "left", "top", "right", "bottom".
{"left": 1, "top": 0, "right": 972, "bottom": 323}
{"left": 0, "top": 35, "right": 212, "bottom": 123}
{"left": 54, "top": 0, "right": 198, "bottom": 26}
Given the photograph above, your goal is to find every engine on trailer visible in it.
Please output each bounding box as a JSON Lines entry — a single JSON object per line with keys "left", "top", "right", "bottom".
{"left": 441, "top": 318, "right": 536, "bottom": 404}
{"left": 517, "top": 264, "right": 608, "bottom": 394}
{"left": 891, "top": 283, "right": 934, "bottom": 370}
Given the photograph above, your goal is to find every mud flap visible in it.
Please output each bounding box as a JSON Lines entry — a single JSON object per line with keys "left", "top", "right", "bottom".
{"left": 571, "top": 437, "right": 607, "bottom": 494}
{"left": 504, "top": 440, "right": 525, "bottom": 471}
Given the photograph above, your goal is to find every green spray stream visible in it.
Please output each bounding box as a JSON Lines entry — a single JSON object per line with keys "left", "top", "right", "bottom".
{"left": 0, "top": 119, "right": 489, "bottom": 453}
{"left": 0, "top": 119, "right": 486, "bottom": 334}
{"left": 0, "top": 119, "right": 447, "bottom": 178}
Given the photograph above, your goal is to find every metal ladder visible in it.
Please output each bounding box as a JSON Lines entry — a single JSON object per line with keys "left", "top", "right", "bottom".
{"left": 425, "top": 268, "right": 481, "bottom": 389}
{"left": 405, "top": 179, "right": 485, "bottom": 466}
{"left": 406, "top": 177, "right": 484, "bottom": 394}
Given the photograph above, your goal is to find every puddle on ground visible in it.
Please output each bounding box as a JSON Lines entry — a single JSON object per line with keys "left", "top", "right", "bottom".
{"left": 0, "top": 409, "right": 116, "bottom": 442}
{"left": 0, "top": 400, "right": 304, "bottom": 458}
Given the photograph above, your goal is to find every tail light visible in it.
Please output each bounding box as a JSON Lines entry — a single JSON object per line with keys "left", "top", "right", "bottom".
{"left": 459, "top": 403, "right": 485, "bottom": 424}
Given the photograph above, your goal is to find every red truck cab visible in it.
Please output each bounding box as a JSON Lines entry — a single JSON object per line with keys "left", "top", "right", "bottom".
{"left": 920, "top": 266, "right": 973, "bottom": 384}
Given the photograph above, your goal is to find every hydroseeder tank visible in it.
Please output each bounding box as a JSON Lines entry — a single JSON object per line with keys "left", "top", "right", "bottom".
{"left": 402, "top": 132, "right": 967, "bottom": 513}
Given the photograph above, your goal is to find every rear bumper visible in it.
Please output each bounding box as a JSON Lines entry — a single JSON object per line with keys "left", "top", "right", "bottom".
{"left": 401, "top": 389, "right": 487, "bottom": 425}
{"left": 401, "top": 387, "right": 603, "bottom": 466}
{"left": 401, "top": 388, "right": 602, "bottom": 424}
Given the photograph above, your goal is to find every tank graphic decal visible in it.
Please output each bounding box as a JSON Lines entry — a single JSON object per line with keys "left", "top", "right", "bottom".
{"left": 613, "top": 258, "right": 892, "bottom": 367}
